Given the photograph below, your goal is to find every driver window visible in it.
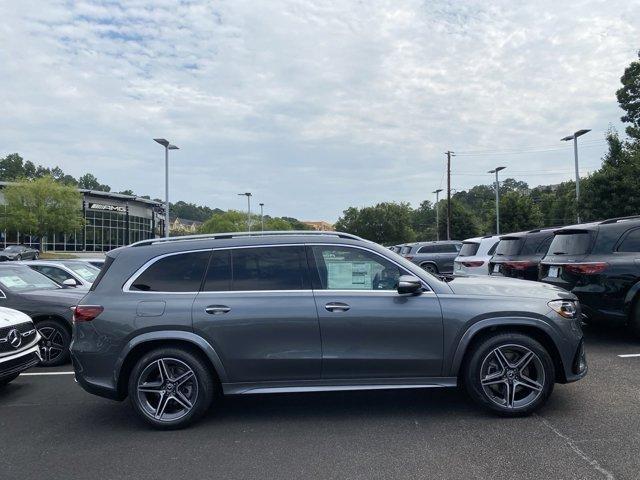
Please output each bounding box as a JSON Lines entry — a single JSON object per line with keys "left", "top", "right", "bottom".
{"left": 311, "top": 246, "right": 403, "bottom": 291}
{"left": 37, "top": 266, "right": 74, "bottom": 284}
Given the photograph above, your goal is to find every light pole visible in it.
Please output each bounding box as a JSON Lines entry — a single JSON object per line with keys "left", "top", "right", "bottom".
{"left": 259, "top": 203, "right": 264, "bottom": 232}
{"left": 432, "top": 189, "right": 443, "bottom": 241}
{"left": 238, "top": 192, "right": 252, "bottom": 231}
{"left": 561, "top": 129, "right": 590, "bottom": 223}
{"left": 488, "top": 166, "right": 506, "bottom": 234}
{"left": 153, "top": 138, "right": 179, "bottom": 237}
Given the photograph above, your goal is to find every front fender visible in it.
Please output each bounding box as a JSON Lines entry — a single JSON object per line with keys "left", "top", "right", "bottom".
{"left": 114, "top": 330, "right": 229, "bottom": 386}
{"left": 448, "top": 316, "right": 562, "bottom": 377}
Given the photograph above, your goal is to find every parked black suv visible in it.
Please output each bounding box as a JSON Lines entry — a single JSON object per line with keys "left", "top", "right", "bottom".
{"left": 489, "top": 229, "right": 555, "bottom": 281}
{"left": 71, "top": 231, "right": 586, "bottom": 429}
{"left": 540, "top": 217, "right": 640, "bottom": 333}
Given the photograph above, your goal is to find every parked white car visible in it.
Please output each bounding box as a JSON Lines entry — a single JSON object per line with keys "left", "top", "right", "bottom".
{"left": 22, "top": 260, "right": 101, "bottom": 289}
{"left": 453, "top": 235, "right": 501, "bottom": 275}
{"left": 0, "top": 306, "right": 40, "bottom": 386}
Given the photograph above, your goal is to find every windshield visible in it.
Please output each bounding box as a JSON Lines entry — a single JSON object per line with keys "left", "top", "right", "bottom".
{"left": 458, "top": 242, "right": 480, "bottom": 257}
{"left": 0, "top": 267, "right": 60, "bottom": 292}
{"left": 548, "top": 232, "right": 593, "bottom": 256}
{"left": 495, "top": 238, "right": 522, "bottom": 256}
{"left": 65, "top": 263, "right": 100, "bottom": 282}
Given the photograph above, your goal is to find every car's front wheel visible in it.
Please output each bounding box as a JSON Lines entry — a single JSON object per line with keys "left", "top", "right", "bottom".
{"left": 128, "top": 348, "right": 215, "bottom": 430}
{"left": 421, "top": 263, "right": 438, "bottom": 275}
{"left": 464, "top": 333, "right": 554, "bottom": 416}
{"left": 37, "top": 319, "right": 71, "bottom": 366}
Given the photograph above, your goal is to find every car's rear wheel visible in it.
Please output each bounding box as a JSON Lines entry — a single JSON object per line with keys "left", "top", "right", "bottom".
{"left": 128, "top": 348, "right": 215, "bottom": 430}
{"left": 421, "top": 263, "right": 438, "bottom": 274}
{"left": 36, "top": 319, "right": 71, "bottom": 366}
{"left": 0, "top": 373, "right": 20, "bottom": 387}
{"left": 464, "top": 333, "right": 554, "bottom": 416}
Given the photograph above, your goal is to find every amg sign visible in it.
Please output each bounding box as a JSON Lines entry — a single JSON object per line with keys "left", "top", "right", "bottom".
{"left": 89, "top": 203, "right": 126, "bottom": 213}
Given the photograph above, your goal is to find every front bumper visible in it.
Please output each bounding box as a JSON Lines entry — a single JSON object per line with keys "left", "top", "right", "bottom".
{"left": 0, "top": 342, "right": 42, "bottom": 379}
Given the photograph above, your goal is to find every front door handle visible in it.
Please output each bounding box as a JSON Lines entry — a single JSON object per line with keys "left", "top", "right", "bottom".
{"left": 325, "top": 302, "right": 350, "bottom": 312}
{"left": 205, "top": 305, "right": 231, "bottom": 315}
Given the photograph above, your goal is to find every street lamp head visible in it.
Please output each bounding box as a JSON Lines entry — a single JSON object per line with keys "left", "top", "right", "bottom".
{"left": 574, "top": 129, "right": 591, "bottom": 138}
{"left": 168, "top": 144, "right": 179, "bottom": 150}
{"left": 488, "top": 166, "right": 506, "bottom": 173}
{"left": 561, "top": 135, "right": 574, "bottom": 141}
{"left": 153, "top": 138, "right": 169, "bottom": 147}
{"left": 432, "top": 189, "right": 443, "bottom": 194}
{"left": 238, "top": 192, "right": 252, "bottom": 197}
{"left": 259, "top": 202, "right": 264, "bottom": 207}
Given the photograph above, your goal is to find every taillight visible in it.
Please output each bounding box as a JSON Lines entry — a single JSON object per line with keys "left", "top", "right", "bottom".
{"left": 503, "top": 261, "right": 535, "bottom": 270}
{"left": 564, "top": 262, "right": 608, "bottom": 275}
{"left": 404, "top": 255, "right": 414, "bottom": 261}
{"left": 462, "top": 261, "right": 485, "bottom": 267}
{"left": 73, "top": 305, "right": 104, "bottom": 323}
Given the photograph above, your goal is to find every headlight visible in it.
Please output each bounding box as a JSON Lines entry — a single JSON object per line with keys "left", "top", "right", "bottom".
{"left": 548, "top": 300, "right": 578, "bottom": 319}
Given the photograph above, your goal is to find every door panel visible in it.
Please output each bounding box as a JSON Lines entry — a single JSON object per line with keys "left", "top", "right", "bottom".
{"left": 314, "top": 290, "right": 443, "bottom": 378}
{"left": 192, "top": 291, "right": 321, "bottom": 382}
{"left": 308, "top": 245, "right": 444, "bottom": 379}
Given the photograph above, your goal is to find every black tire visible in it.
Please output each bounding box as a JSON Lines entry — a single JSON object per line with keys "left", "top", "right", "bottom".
{"left": 33, "top": 252, "right": 39, "bottom": 260}
{"left": 0, "top": 373, "right": 20, "bottom": 387}
{"left": 463, "top": 332, "right": 555, "bottom": 416}
{"left": 16, "top": 254, "right": 22, "bottom": 261}
{"left": 128, "top": 347, "right": 215, "bottom": 430}
{"left": 36, "top": 319, "right": 71, "bottom": 367}
{"left": 422, "top": 263, "right": 438, "bottom": 275}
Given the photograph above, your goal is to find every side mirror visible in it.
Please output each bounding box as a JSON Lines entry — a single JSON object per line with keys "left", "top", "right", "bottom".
{"left": 62, "top": 278, "right": 79, "bottom": 287}
{"left": 397, "top": 275, "right": 423, "bottom": 295}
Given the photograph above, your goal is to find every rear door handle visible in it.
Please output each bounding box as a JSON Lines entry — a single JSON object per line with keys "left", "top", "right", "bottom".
{"left": 205, "top": 305, "right": 231, "bottom": 315}
{"left": 325, "top": 302, "right": 350, "bottom": 312}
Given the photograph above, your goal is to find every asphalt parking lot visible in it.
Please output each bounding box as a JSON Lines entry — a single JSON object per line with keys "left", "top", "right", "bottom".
{"left": 1, "top": 326, "right": 638, "bottom": 480}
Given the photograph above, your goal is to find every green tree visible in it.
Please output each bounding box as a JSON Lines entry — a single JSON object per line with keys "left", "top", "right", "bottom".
{"left": 264, "top": 217, "right": 293, "bottom": 230}
{"left": 616, "top": 50, "right": 640, "bottom": 141}
{"left": 412, "top": 200, "right": 436, "bottom": 240}
{"left": 0, "top": 153, "right": 28, "bottom": 180}
{"left": 489, "top": 191, "right": 543, "bottom": 233}
{"left": 440, "top": 198, "right": 482, "bottom": 240}
{"left": 0, "top": 177, "right": 83, "bottom": 249}
{"left": 199, "top": 210, "right": 250, "bottom": 233}
{"left": 335, "top": 202, "right": 416, "bottom": 245}
{"left": 77, "top": 173, "right": 110, "bottom": 192}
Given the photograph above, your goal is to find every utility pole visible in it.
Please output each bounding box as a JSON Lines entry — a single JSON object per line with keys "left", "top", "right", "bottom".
{"left": 446, "top": 151, "right": 453, "bottom": 240}
{"left": 153, "top": 138, "right": 179, "bottom": 238}
{"left": 432, "top": 189, "right": 443, "bottom": 241}
{"left": 238, "top": 192, "right": 252, "bottom": 231}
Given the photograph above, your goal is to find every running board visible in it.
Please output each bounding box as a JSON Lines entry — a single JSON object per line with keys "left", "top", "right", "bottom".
{"left": 222, "top": 377, "right": 457, "bottom": 395}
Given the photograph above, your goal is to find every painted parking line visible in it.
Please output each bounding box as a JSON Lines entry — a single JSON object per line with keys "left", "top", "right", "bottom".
{"left": 21, "top": 371, "right": 75, "bottom": 376}
{"left": 618, "top": 353, "right": 640, "bottom": 358}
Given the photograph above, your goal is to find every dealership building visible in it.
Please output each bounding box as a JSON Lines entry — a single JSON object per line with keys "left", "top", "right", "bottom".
{"left": 0, "top": 182, "right": 165, "bottom": 252}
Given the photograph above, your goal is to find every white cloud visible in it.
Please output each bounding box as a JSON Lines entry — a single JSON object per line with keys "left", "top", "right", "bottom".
{"left": 0, "top": 0, "right": 638, "bottom": 221}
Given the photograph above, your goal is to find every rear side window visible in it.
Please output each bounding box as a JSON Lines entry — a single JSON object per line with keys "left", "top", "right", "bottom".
{"left": 203, "top": 250, "right": 231, "bottom": 291}
{"left": 230, "top": 246, "right": 308, "bottom": 291}
{"left": 618, "top": 229, "right": 640, "bottom": 252}
{"left": 495, "top": 238, "right": 522, "bottom": 255}
{"left": 548, "top": 232, "right": 592, "bottom": 256}
{"left": 400, "top": 245, "right": 412, "bottom": 255}
{"left": 130, "top": 251, "right": 210, "bottom": 292}
{"left": 417, "top": 245, "right": 435, "bottom": 254}
{"left": 458, "top": 243, "right": 479, "bottom": 257}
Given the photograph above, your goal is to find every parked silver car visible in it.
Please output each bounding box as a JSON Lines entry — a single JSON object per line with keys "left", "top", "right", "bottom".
{"left": 22, "top": 260, "right": 101, "bottom": 289}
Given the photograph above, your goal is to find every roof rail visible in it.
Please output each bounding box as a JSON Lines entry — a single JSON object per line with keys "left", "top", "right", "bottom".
{"left": 599, "top": 215, "right": 640, "bottom": 225}
{"left": 129, "top": 230, "right": 365, "bottom": 247}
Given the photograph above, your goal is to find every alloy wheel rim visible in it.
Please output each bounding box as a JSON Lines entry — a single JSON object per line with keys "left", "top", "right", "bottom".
{"left": 480, "top": 344, "right": 545, "bottom": 409}
{"left": 136, "top": 358, "right": 198, "bottom": 422}
{"left": 38, "top": 326, "right": 66, "bottom": 363}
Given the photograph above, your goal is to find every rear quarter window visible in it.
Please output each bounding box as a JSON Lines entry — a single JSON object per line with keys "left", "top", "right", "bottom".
{"left": 130, "top": 251, "right": 211, "bottom": 292}
{"left": 617, "top": 229, "right": 640, "bottom": 253}
{"left": 89, "top": 255, "right": 115, "bottom": 291}
{"left": 495, "top": 238, "right": 522, "bottom": 256}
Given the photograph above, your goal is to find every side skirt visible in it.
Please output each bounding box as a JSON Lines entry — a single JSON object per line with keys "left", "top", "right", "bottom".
{"left": 222, "top": 377, "right": 458, "bottom": 395}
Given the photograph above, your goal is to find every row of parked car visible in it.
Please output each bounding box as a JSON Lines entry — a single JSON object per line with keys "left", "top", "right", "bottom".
{"left": 391, "top": 215, "right": 640, "bottom": 334}
{"left": 0, "top": 252, "right": 106, "bottom": 388}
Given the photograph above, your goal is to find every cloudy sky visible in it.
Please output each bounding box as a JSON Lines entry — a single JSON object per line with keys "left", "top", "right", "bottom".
{"left": 1, "top": 1, "right": 638, "bottom": 222}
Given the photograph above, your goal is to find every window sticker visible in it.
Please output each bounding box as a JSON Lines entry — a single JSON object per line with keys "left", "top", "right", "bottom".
{"left": 0, "top": 275, "right": 29, "bottom": 288}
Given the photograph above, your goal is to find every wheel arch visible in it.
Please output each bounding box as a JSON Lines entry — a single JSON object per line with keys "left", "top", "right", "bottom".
{"left": 623, "top": 280, "right": 640, "bottom": 318}
{"left": 450, "top": 319, "right": 566, "bottom": 383}
{"left": 31, "top": 314, "right": 71, "bottom": 334}
{"left": 115, "top": 331, "right": 228, "bottom": 400}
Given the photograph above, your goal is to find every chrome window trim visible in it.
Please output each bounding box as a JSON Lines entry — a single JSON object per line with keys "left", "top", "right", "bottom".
{"left": 0, "top": 288, "right": 5, "bottom": 299}
{"left": 123, "top": 242, "right": 433, "bottom": 294}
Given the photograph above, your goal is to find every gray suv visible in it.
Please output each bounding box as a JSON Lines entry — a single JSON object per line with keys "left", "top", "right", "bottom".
{"left": 402, "top": 240, "right": 462, "bottom": 274}
{"left": 71, "top": 231, "right": 586, "bottom": 429}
